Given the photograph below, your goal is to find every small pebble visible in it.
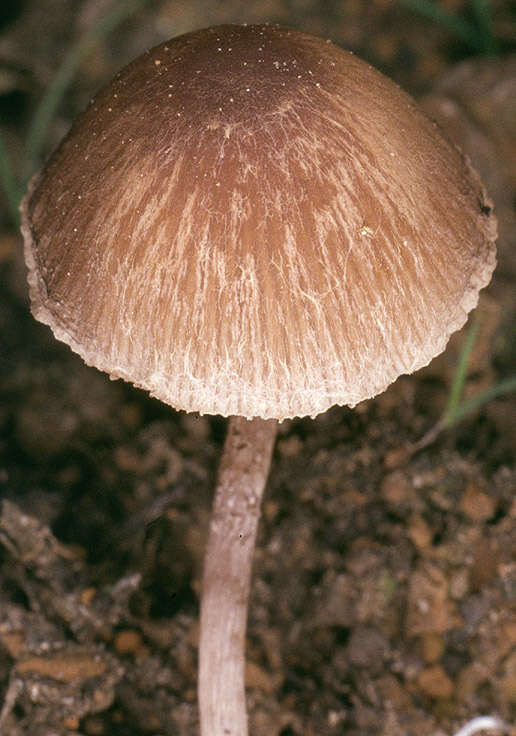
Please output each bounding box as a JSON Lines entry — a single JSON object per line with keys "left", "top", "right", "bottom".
{"left": 417, "top": 664, "right": 454, "bottom": 699}
{"left": 459, "top": 482, "right": 496, "bottom": 522}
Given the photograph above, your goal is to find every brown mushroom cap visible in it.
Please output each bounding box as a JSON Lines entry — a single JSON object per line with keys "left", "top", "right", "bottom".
{"left": 21, "top": 24, "right": 497, "bottom": 420}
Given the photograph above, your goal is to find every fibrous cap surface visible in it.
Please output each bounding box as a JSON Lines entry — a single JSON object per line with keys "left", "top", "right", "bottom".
{"left": 22, "top": 24, "right": 497, "bottom": 420}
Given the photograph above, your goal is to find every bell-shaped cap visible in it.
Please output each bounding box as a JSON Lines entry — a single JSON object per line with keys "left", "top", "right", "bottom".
{"left": 21, "top": 24, "right": 497, "bottom": 420}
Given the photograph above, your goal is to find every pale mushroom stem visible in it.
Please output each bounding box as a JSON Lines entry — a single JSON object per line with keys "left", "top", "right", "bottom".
{"left": 199, "top": 415, "right": 278, "bottom": 736}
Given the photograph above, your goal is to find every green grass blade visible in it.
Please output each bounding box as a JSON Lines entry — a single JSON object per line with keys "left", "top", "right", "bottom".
{"left": 471, "top": 0, "right": 499, "bottom": 54}
{"left": 23, "top": 0, "right": 152, "bottom": 181}
{"left": 0, "top": 132, "right": 24, "bottom": 226}
{"left": 443, "top": 318, "right": 479, "bottom": 427}
{"left": 450, "top": 375, "right": 516, "bottom": 425}
{"left": 397, "top": 0, "right": 487, "bottom": 52}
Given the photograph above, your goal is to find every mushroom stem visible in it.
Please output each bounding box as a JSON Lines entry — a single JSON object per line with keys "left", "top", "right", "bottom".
{"left": 199, "top": 415, "right": 277, "bottom": 736}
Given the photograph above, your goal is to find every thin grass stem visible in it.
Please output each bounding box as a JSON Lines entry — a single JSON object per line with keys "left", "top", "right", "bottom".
{"left": 0, "top": 134, "right": 23, "bottom": 225}
{"left": 23, "top": 0, "right": 152, "bottom": 181}
{"left": 397, "top": 0, "right": 488, "bottom": 52}
{"left": 444, "top": 318, "right": 479, "bottom": 427}
{"left": 451, "top": 375, "right": 516, "bottom": 425}
{"left": 471, "top": 0, "right": 499, "bottom": 54}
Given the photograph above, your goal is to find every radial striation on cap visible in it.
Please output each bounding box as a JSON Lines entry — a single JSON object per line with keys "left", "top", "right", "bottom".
{"left": 21, "top": 24, "right": 497, "bottom": 420}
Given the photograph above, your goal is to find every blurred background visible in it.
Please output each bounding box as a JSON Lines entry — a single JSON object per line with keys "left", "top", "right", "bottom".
{"left": 1, "top": 2, "right": 516, "bottom": 736}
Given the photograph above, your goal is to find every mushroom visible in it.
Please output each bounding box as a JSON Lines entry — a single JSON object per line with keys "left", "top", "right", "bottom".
{"left": 21, "top": 24, "right": 496, "bottom": 736}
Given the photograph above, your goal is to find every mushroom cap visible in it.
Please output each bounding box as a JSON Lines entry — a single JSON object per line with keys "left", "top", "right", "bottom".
{"left": 21, "top": 24, "right": 496, "bottom": 420}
